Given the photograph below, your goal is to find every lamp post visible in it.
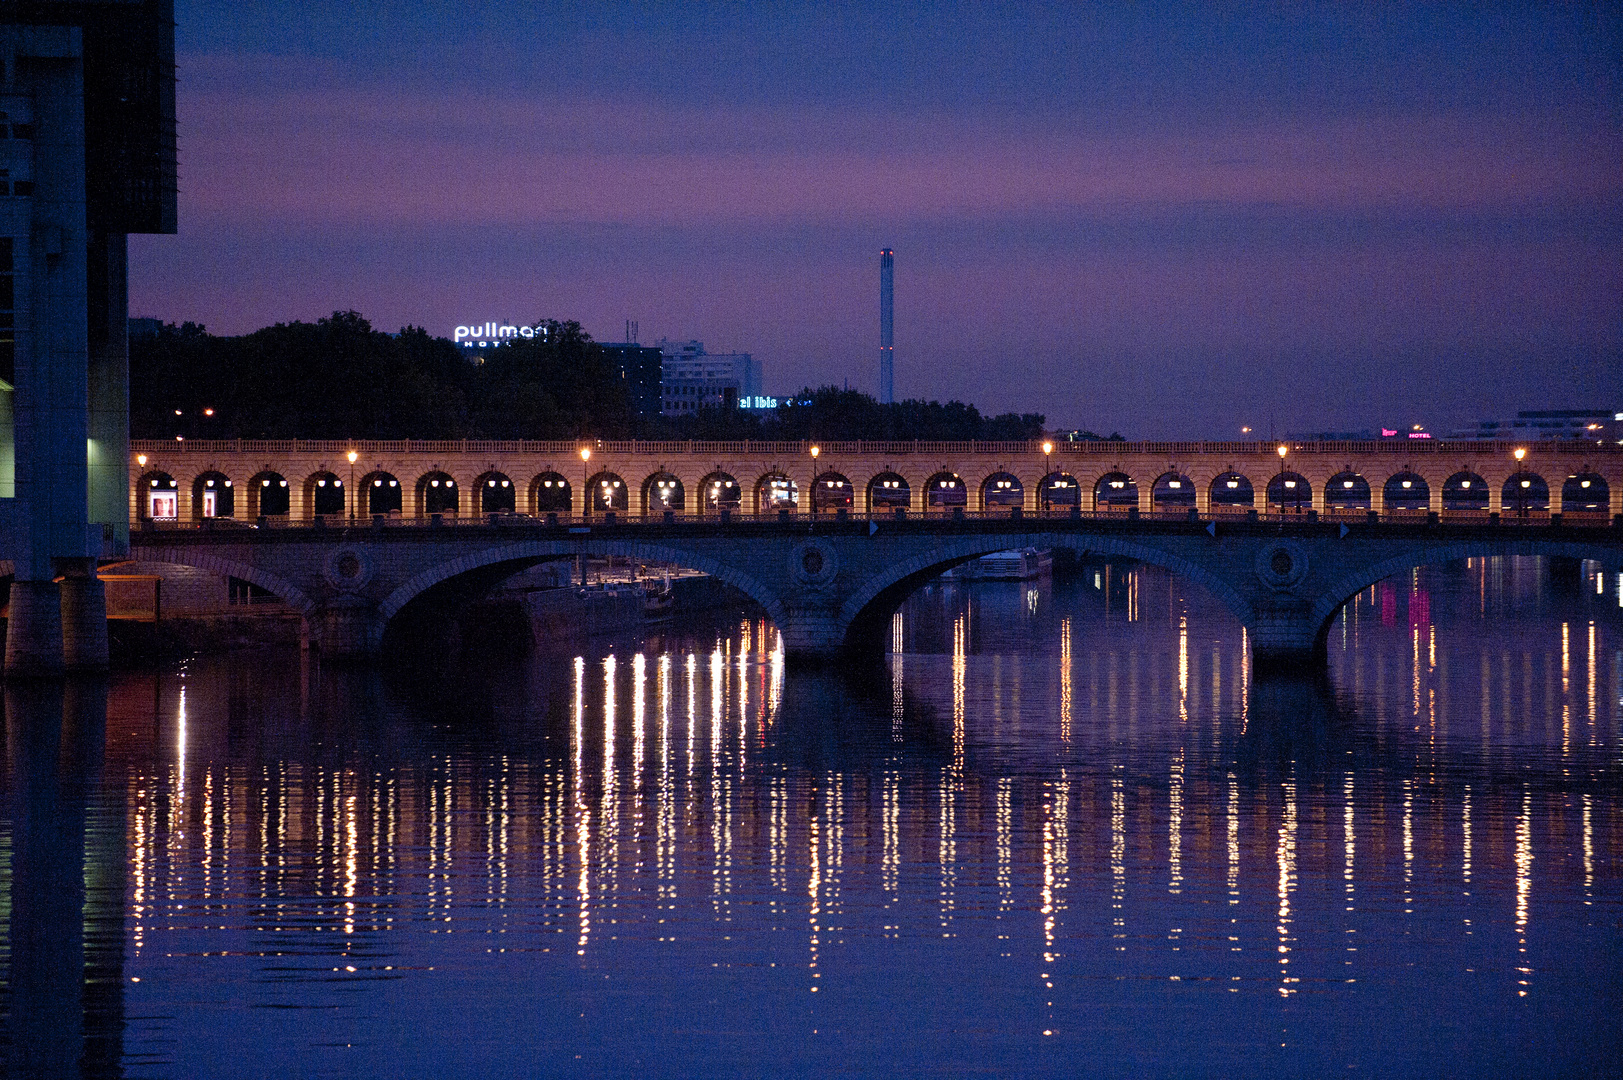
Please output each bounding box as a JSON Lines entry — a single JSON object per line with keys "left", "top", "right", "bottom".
{"left": 580, "top": 447, "right": 591, "bottom": 520}
{"left": 347, "top": 449, "right": 358, "bottom": 522}
{"left": 1512, "top": 446, "right": 1528, "bottom": 519}
{"left": 1041, "top": 440, "right": 1053, "bottom": 515}
{"left": 809, "top": 445, "right": 819, "bottom": 514}
{"left": 1274, "top": 444, "right": 1289, "bottom": 517}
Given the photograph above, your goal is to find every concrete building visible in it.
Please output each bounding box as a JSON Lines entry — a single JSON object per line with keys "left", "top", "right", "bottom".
{"left": 0, "top": 2, "right": 176, "bottom": 674}
{"left": 657, "top": 338, "right": 761, "bottom": 416}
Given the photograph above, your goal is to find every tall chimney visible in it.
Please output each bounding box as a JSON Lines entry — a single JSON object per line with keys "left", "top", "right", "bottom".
{"left": 879, "top": 248, "right": 894, "bottom": 404}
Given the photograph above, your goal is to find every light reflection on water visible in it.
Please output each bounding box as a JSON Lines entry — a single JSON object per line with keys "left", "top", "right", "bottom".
{"left": 1, "top": 555, "right": 1619, "bottom": 1078}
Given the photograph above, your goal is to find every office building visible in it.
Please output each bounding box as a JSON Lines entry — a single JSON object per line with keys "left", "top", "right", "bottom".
{"left": 0, "top": 1, "right": 177, "bottom": 672}
{"left": 657, "top": 338, "right": 761, "bottom": 416}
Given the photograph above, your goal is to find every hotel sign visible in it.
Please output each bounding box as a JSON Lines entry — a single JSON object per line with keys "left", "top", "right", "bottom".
{"left": 454, "top": 322, "right": 550, "bottom": 347}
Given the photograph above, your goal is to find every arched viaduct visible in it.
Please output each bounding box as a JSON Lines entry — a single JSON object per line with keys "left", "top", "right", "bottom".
{"left": 129, "top": 437, "right": 1623, "bottom": 523}
{"left": 10, "top": 437, "right": 1622, "bottom": 676}
{"left": 127, "top": 515, "right": 1623, "bottom": 675}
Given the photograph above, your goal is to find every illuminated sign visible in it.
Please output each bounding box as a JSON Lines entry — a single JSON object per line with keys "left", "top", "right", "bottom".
{"left": 454, "top": 322, "right": 550, "bottom": 347}
{"left": 743, "top": 395, "right": 778, "bottom": 409}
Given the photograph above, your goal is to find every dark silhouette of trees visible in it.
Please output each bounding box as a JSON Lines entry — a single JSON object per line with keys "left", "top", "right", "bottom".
{"left": 132, "top": 316, "right": 1046, "bottom": 442}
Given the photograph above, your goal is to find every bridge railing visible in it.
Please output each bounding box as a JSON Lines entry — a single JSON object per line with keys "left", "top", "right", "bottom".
{"left": 131, "top": 437, "right": 1623, "bottom": 459}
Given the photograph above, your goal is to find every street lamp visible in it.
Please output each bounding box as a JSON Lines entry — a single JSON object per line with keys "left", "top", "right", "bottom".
{"left": 1041, "top": 440, "right": 1053, "bottom": 514}
{"left": 580, "top": 447, "right": 591, "bottom": 519}
{"left": 347, "top": 449, "right": 358, "bottom": 521}
{"left": 809, "top": 445, "right": 820, "bottom": 514}
{"left": 1512, "top": 447, "right": 1528, "bottom": 518}
{"left": 1275, "top": 444, "right": 1289, "bottom": 516}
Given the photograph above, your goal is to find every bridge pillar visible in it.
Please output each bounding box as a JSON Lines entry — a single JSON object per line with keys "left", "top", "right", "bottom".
{"left": 773, "top": 603, "right": 849, "bottom": 662}
{"left": 1246, "top": 594, "right": 1324, "bottom": 675}
{"left": 59, "top": 560, "right": 109, "bottom": 672}
{"left": 4, "top": 582, "right": 64, "bottom": 677}
{"left": 315, "top": 597, "right": 382, "bottom": 661}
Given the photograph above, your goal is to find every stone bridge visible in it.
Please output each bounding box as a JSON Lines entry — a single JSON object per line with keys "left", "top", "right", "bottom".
{"left": 125, "top": 515, "right": 1623, "bottom": 674}
{"left": 128, "top": 436, "right": 1622, "bottom": 522}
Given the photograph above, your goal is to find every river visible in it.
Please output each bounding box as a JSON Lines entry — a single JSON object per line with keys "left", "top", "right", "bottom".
{"left": 2, "top": 555, "right": 1618, "bottom": 1077}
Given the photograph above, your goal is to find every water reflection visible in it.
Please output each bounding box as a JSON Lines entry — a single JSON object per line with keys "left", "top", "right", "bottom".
{"left": 0, "top": 556, "right": 1618, "bottom": 1076}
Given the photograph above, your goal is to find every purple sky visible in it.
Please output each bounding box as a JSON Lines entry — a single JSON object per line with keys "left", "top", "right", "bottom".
{"left": 131, "top": 4, "right": 1622, "bottom": 437}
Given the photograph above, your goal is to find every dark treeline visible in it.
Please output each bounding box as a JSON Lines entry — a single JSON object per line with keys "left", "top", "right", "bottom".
{"left": 132, "top": 312, "right": 1046, "bottom": 442}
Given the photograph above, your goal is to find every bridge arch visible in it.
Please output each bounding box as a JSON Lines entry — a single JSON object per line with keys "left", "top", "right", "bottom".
{"left": 925, "top": 472, "right": 966, "bottom": 512}
{"left": 587, "top": 471, "right": 628, "bottom": 512}
{"left": 248, "top": 471, "right": 290, "bottom": 517}
{"left": 1210, "top": 472, "right": 1254, "bottom": 512}
{"left": 1562, "top": 472, "right": 1609, "bottom": 513}
{"left": 981, "top": 472, "right": 1023, "bottom": 510}
{"left": 476, "top": 471, "right": 516, "bottom": 513}
{"left": 838, "top": 530, "right": 1254, "bottom": 649}
{"left": 1326, "top": 472, "right": 1369, "bottom": 510}
{"left": 1040, "top": 472, "right": 1079, "bottom": 509}
{"left": 530, "top": 471, "right": 571, "bottom": 514}
{"left": 363, "top": 471, "right": 402, "bottom": 515}
{"left": 1306, "top": 538, "right": 1618, "bottom": 655}
{"left": 1442, "top": 471, "right": 1488, "bottom": 512}
{"left": 1265, "top": 471, "right": 1311, "bottom": 514}
{"left": 1503, "top": 471, "right": 1549, "bottom": 515}
{"left": 1151, "top": 471, "right": 1194, "bottom": 513}
{"left": 305, "top": 470, "right": 345, "bottom": 518}
{"left": 114, "top": 545, "right": 317, "bottom": 618}
{"left": 755, "top": 472, "right": 798, "bottom": 513}
{"left": 191, "top": 470, "right": 234, "bottom": 521}
{"left": 699, "top": 471, "right": 741, "bottom": 513}
{"left": 642, "top": 472, "right": 684, "bottom": 515}
{"left": 868, "top": 471, "right": 910, "bottom": 512}
{"left": 811, "top": 471, "right": 853, "bottom": 513}
{"left": 373, "top": 538, "right": 787, "bottom": 652}
{"left": 1382, "top": 471, "right": 1428, "bottom": 512}
{"left": 1093, "top": 471, "right": 1137, "bottom": 511}
{"left": 139, "top": 470, "right": 180, "bottom": 520}
{"left": 417, "top": 471, "right": 460, "bottom": 515}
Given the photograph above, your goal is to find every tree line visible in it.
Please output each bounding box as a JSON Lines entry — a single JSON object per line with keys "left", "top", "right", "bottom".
{"left": 131, "top": 311, "right": 1054, "bottom": 442}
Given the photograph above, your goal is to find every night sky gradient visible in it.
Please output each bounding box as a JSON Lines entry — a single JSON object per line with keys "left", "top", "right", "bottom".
{"left": 131, "top": 3, "right": 1623, "bottom": 437}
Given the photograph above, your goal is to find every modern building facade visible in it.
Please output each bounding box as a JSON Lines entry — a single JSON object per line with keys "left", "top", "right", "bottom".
{"left": 657, "top": 338, "right": 761, "bottom": 416}
{"left": 0, "top": 1, "right": 176, "bottom": 673}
